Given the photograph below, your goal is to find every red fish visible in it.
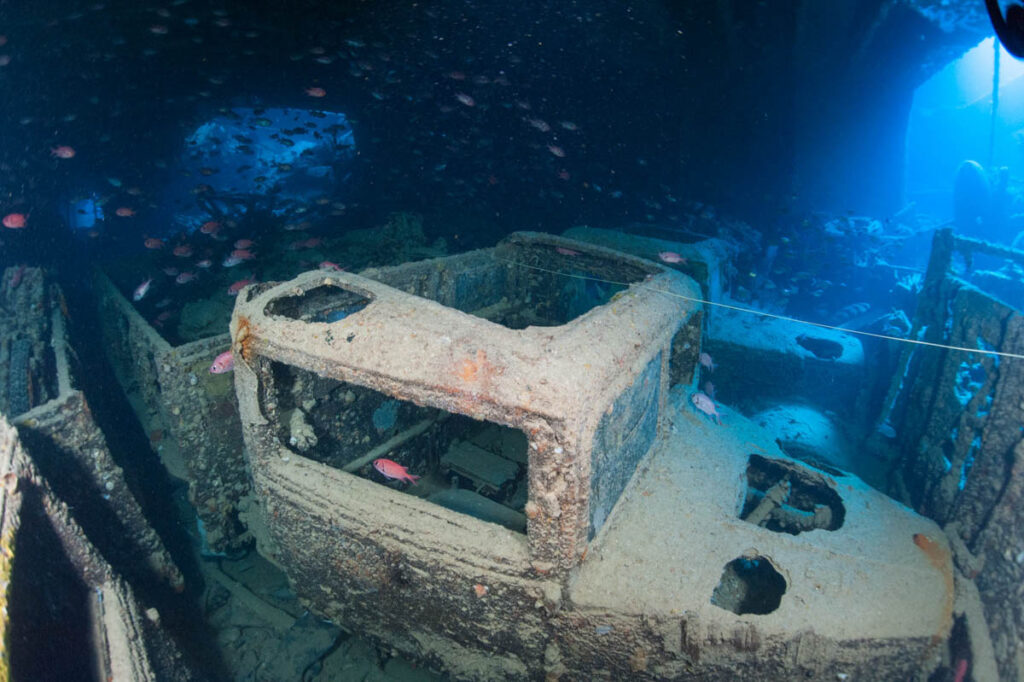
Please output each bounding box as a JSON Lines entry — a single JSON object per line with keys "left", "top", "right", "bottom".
{"left": 199, "top": 220, "right": 221, "bottom": 235}
{"left": 373, "top": 458, "right": 420, "bottom": 485}
{"left": 209, "top": 350, "right": 234, "bottom": 374}
{"left": 319, "top": 261, "right": 344, "bottom": 272}
{"left": 305, "top": 86, "right": 326, "bottom": 98}
{"left": 175, "top": 271, "right": 197, "bottom": 284}
{"left": 173, "top": 244, "right": 194, "bottom": 258}
{"left": 227, "top": 278, "right": 255, "bottom": 296}
{"left": 144, "top": 237, "right": 164, "bottom": 249}
{"left": 454, "top": 93, "right": 475, "bottom": 107}
{"left": 50, "top": 145, "right": 76, "bottom": 159}
{"left": 115, "top": 207, "right": 136, "bottom": 217}
{"left": 2, "top": 213, "right": 27, "bottom": 229}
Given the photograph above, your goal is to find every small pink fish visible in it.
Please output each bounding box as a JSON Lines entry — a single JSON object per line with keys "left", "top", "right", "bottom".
{"left": 373, "top": 458, "right": 420, "bottom": 485}
{"left": 222, "top": 255, "right": 244, "bottom": 267}
{"left": 2, "top": 212, "right": 28, "bottom": 229}
{"left": 319, "top": 261, "right": 344, "bottom": 272}
{"left": 233, "top": 238, "right": 254, "bottom": 249}
{"left": 699, "top": 352, "right": 716, "bottom": 372}
{"left": 658, "top": 251, "right": 687, "bottom": 264}
{"left": 175, "top": 271, "right": 197, "bottom": 284}
{"left": 227, "top": 278, "right": 255, "bottom": 296}
{"left": 691, "top": 392, "right": 721, "bottom": 425}
{"left": 133, "top": 277, "right": 153, "bottom": 301}
{"left": 209, "top": 349, "right": 234, "bottom": 374}
{"left": 50, "top": 145, "right": 76, "bottom": 159}
{"left": 454, "top": 92, "right": 475, "bottom": 107}
{"left": 556, "top": 246, "right": 581, "bottom": 256}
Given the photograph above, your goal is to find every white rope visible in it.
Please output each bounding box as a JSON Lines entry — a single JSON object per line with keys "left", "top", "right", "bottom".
{"left": 499, "top": 257, "right": 1024, "bottom": 361}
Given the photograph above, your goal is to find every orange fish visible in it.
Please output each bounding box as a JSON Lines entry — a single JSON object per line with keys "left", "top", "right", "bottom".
{"left": 373, "top": 458, "right": 419, "bottom": 485}
{"left": 50, "top": 145, "right": 76, "bottom": 159}
{"left": 115, "top": 207, "right": 136, "bottom": 217}
{"left": 305, "top": 86, "right": 326, "bottom": 98}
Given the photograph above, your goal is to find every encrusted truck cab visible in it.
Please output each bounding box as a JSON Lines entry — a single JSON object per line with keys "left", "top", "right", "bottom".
{"left": 230, "top": 232, "right": 952, "bottom": 681}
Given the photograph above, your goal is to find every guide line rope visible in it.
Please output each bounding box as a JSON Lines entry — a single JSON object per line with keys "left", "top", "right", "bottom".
{"left": 498, "top": 257, "right": 1024, "bottom": 361}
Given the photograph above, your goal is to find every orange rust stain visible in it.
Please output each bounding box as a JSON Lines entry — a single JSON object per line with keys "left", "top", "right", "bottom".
{"left": 456, "top": 357, "right": 479, "bottom": 382}
{"left": 913, "top": 533, "right": 954, "bottom": 645}
{"left": 235, "top": 315, "right": 253, "bottom": 363}
{"left": 913, "top": 533, "right": 946, "bottom": 570}
{"left": 455, "top": 349, "right": 494, "bottom": 384}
